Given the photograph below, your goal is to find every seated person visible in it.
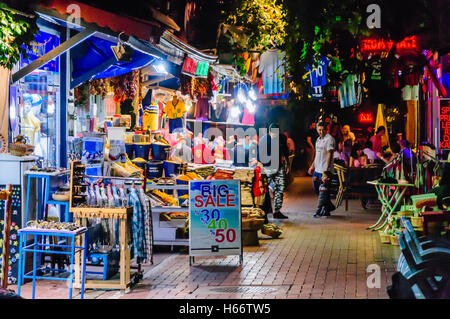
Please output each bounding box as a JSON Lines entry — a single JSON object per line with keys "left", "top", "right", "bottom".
{"left": 363, "top": 141, "right": 379, "bottom": 164}
{"left": 333, "top": 141, "right": 348, "bottom": 167}
{"left": 349, "top": 144, "right": 367, "bottom": 168}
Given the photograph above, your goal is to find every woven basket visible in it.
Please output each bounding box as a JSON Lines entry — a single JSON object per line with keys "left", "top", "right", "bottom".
{"left": 390, "top": 234, "right": 400, "bottom": 246}
{"left": 379, "top": 231, "right": 391, "bottom": 244}
{"left": 411, "top": 216, "right": 423, "bottom": 228}
{"left": 9, "top": 136, "right": 34, "bottom": 156}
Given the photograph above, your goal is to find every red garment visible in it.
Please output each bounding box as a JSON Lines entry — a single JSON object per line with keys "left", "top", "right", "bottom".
{"left": 253, "top": 166, "right": 263, "bottom": 197}
{"left": 192, "top": 144, "right": 214, "bottom": 164}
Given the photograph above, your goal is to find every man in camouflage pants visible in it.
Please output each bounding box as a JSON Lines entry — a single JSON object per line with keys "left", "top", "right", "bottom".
{"left": 257, "top": 123, "right": 290, "bottom": 219}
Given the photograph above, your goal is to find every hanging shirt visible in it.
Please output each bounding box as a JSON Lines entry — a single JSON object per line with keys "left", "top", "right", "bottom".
{"left": 338, "top": 74, "right": 361, "bottom": 108}
{"left": 164, "top": 99, "right": 186, "bottom": 119}
{"left": 258, "top": 50, "right": 286, "bottom": 95}
{"left": 192, "top": 144, "right": 214, "bottom": 164}
{"left": 142, "top": 104, "right": 159, "bottom": 131}
{"left": 306, "top": 56, "right": 330, "bottom": 87}
{"left": 241, "top": 108, "right": 255, "bottom": 125}
{"left": 195, "top": 97, "right": 209, "bottom": 121}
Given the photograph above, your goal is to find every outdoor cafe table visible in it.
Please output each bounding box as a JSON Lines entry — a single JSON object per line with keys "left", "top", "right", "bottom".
{"left": 366, "top": 180, "right": 415, "bottom": 231}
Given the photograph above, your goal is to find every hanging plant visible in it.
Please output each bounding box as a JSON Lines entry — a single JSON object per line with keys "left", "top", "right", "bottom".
{"left": 0, "top": 3, "right": 39, "bottom": 70}
{"left": 109, "top": 70, "right": 140, "bottom": 102}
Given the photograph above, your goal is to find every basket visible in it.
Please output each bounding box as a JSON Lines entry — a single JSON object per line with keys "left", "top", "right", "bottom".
{"left": 390, "top": 234, "right": 400, "bottom": 246}
{"left": 379, "top": 231, "right": 391, "bottom": 244}
{"left": 410, "top": 216, "right": 423, "bottom": 228}
{"left": 261, "top": 224, "right": 283, "bottom": 238}
{"left": 9, "top": 136, "right": 34, "bottom": 156}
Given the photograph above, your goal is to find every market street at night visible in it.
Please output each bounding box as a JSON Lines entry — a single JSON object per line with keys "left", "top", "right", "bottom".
{"left": 12, "top": 176, "right": 399, "bottom": 299}
{"left": 0, "top": 0, "right": 449, "bottom": 306}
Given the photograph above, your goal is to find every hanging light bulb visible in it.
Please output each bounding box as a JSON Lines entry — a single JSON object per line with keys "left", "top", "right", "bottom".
{"left": 248, "top": 88, "right": 257, "bottom": 101}
{"left": 237, "top": 89, "right": 246, "bottom": 103}
{"left": 231, "top": 106, "right": 241, "bottom": 118}
{"left": 245, "top": 99, "right": 256, "bottom": 114}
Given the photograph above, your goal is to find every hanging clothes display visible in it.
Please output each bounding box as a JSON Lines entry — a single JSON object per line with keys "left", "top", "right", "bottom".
{"left": 138, "top": 186, "right": 153, "bottom": 264}
{"left": 338, "top": 73, "right": 362, "bottom": 108}
{"left": 164, "top": 97, "right": 186, "bottom": 133}
{"left": 241, "top": 108, "right": 255, "bottom": 125}
{"left": 142, "top": 104, "right": 159, "bottom": 131}
{"left": 210, "top": 99, "right": 228, "bottom": 122}
{"left": 128, "top": 187, "right": 146, "bottom": 261}
{"left": 258, "top": 49, "right": 286, "bottom": 95}
{"left": 194, "top": 97, "right": 209, "bottom": 121}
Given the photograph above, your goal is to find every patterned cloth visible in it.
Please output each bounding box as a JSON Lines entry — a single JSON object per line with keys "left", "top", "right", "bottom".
{"left": 138, "top": 189, "right": 153, "bottom": 264}
{"left": 128, "top": 188, "right": 145, "bottom": 261}
{"left": 269, "top": 168, "right": 285, "bottom": 211}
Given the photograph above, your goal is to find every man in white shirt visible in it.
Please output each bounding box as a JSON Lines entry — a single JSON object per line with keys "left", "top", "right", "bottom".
{"left": 308, "top": 122, "right": 335, "bottom": 194}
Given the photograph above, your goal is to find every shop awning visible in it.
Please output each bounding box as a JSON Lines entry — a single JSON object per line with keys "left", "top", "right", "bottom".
{"left": 35, "top": 0, "right": 173, "bottom": 42}
{"left": 70, "top": 36, "right": 157, "bottom": 88}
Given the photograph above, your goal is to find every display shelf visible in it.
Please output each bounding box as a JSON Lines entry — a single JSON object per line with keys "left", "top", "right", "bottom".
{"left": 153, "top": 239, "right": 189, "bottom": 246}
{"left": 146, "top": 184, "right": 189, "bottom": 190}
{"left": 152, "top": 206, "right": 189, "bottom": 213}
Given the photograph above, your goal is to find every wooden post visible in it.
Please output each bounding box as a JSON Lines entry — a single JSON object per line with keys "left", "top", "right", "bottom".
{"left": 120, "top": 219, "right": 126, "bottom": 287}
{"left": 1, "top": 184, "right": 12, "bottom": 289}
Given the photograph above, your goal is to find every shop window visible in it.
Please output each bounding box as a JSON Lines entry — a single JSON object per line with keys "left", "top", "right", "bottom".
{"left": 12, "top": 30, "right": 60, "bottom": 167}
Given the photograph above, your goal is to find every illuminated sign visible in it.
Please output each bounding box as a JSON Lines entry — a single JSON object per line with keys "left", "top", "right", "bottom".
{"left": 439, "top": 99, "right": 450, "bottom": 150}
{"left": 360, "top": 36, "right": 419, "bottom": 53}
{"left": 358, "top": 112, "right": 374, "bottom": 123}
{"left": 182, "top": 56, "right": 209, "bottom": 78}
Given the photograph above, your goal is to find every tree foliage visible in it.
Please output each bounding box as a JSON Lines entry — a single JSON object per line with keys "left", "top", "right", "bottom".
{"left": 0, "top": 3, "right": 39, "bottom": 70}
{"left": 224, "top": 0, "right": 287, "bottom": 52}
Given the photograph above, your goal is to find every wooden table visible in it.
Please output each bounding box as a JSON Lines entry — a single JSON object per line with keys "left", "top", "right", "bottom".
{"left": 72, "top": 207, "right": 141, "bottom": 292}
{"left": 367, "top": 181, "right": 415, "bottom": 231}
{"left": 420, "top": 210, "right": 450, "bottom": 236}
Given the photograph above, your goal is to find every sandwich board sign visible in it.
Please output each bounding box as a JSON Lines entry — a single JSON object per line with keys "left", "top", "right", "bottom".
{"left": 189, "top": 179, "right": 242, "bottom": 265}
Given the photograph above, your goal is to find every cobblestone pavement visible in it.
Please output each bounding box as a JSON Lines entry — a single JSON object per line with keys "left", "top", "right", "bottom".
{"left": 12, "top": 176, "right": 399, "bottom": 299}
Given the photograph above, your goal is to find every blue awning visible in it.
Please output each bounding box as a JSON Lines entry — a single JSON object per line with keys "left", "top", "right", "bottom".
{"left": 70, "top": 35, "right": 157, "bottom": 88}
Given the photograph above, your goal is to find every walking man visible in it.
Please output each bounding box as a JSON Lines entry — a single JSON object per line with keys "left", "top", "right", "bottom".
{"left": 308, "top": 122, "right": 335, "bottom": 194}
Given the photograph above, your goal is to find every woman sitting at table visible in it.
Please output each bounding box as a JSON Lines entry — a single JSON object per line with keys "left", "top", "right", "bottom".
{"left": 349, "top": 144, "right": 367, "bottom": 168}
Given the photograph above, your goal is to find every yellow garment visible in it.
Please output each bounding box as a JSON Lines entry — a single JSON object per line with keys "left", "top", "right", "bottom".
{"left": 374, "top": 104, "right": 390, "bottom": 150}
{"left": 21, "top": 112, "right": 40, "bottom": 145}
{"left": 164, "top": 99, "right": 186, "bottom": 119}
{"left": 142, "top": 104, "right": 159, "bottom": 131}
{"left": 406, "top": 100, "right": 417, "bottom": 146}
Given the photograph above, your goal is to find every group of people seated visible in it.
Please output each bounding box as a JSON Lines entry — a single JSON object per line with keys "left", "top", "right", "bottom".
{"left": 332, "top": 125, "right": 413, "bottom": 168}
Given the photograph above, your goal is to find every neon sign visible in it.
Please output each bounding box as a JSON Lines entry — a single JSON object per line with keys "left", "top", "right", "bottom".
{"left": 358, "top": 112, "right": 374, "bottom": 123}
{"left": 360, "top": 36, "right": 419, "bottom": 53}
{"left": 439, "top": 99, "right": 450, "bottom": 150}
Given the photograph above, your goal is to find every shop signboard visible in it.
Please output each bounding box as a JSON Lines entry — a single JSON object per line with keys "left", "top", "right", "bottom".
{"left": 439, "top": 98, "right": 450, "bottom": 150}
{"left": 189, "top": 179, "right": 242, "bottom": 265}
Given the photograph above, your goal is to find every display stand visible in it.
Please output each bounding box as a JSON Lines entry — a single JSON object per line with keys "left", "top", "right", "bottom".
{"left": 69, "top": 161, "right": 143, "bottom": 292}
{"left": 146, "top": 183, "right": 189, "bottom": 248}
{"left": 188, "top": 180, "right": 243, "bottom": 266}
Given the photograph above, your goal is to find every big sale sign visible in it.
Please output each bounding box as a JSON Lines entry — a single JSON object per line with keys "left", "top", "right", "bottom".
{"left": 189, "top": 180, "right": 242, "bottom": 264}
